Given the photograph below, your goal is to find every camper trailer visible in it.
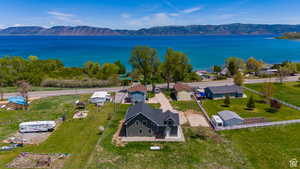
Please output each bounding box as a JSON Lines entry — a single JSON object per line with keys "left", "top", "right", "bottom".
{"left": 19, "top": 121, "right": 56, "bottom": 133}
{"left": 90, "top": 91, "right": 111, "bottom": 104}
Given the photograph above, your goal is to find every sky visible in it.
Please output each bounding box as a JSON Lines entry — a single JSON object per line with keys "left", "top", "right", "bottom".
{"left": 0, "top": 0, "right": 300, "bottom": 29}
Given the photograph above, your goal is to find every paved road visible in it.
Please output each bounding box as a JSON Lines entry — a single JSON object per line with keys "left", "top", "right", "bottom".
{"left": 3, "top": 75, "right": 299, "bottom": 99}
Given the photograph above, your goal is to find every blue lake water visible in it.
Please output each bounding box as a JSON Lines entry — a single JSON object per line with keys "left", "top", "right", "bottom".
{"left": 0, "top": 35, "right": 300, "bottom": 70}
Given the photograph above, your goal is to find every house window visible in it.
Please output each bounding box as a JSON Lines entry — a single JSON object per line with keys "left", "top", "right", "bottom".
{"left": 136, "top": 121, "right": 139, "bottom": 126}
{"left": 168, "top": 120, "right": 172, "bottom": 125}
{"left": 148, "top": 129, "right": 151, "bottom": 133}
{"left": 164, "top": 121, "right": 167, "bottom": 125}
{"left": 143, "top": 120, "right": 147, "bottom": 126}
{"left": 139, "top": 129, "right": 142, "bottom": 134}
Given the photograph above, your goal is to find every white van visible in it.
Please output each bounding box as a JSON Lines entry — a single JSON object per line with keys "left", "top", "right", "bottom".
{"left": 19, "top": 121, "right": 56, "bottom": 133}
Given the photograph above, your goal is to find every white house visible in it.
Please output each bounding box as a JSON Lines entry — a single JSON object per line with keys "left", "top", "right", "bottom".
{"left": 90, "top": 91, "right": 111, "bottom": 104}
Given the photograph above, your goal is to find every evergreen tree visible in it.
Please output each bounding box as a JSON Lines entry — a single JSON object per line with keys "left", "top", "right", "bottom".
{"left": 224, "top": 95, "right": 231, "bottom": 107}
{"left": 247, "top": 95, "right": 255, "bottom": 110}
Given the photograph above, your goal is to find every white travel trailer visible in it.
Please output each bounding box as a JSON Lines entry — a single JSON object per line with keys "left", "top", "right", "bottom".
{"left": 90, "top": 91, "right": 111, "bottom": 104}
{"left": 19, "top": 121, "right": 56, "bottom": 133}
{"left": 211, "top": 115, "right": 224, "bottom": 127}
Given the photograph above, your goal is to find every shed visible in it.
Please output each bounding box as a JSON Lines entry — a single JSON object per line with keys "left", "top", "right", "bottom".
{"left": 217, "top": 110, "right": 244, "bottom": 126}
{"left": 174, "top": 83, "right": 193, "bottom": 101}
{"left": 205, "top": 85, "right": 243, "bottom": 99}
{"left": 8, "top": 96, "right": 27, "bottom": 105}
{"left": 127, "top": 84, "right": 147, "bottom": 103}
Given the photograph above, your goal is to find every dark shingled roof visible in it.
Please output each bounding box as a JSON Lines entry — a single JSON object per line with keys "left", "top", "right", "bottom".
{"left": 206, "top": 85, "right": 243, "bottom": 95}
{"left": 127, "top": 84, "right": 147, "bottom": 93}
{"left": 124, "top": 103, "right": 179, "bottom": 126}
{"left": 174, "top": 82, "right": 193, "bottom": 92}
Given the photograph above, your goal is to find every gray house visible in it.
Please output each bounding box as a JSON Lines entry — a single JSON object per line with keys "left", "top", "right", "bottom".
{"left": 128, "top": 84, "right": 147, "bottom": 103}
{"left": 217, "top": 110, "right": 244, "bottom": 126}
{"left": 205, "top": 85, "right": 243, "bottom": 99}
{"left": 120, "top": 103, "right": 179, "bottom": 138}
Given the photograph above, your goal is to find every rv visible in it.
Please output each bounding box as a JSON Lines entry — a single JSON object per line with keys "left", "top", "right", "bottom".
{"left": 19, "top": 121, "right": 56, "bottom": 133}
{"left": 90, "top": 91, "right": 111, "bottom": 104}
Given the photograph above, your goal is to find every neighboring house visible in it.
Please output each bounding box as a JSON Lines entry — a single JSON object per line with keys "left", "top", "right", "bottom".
{"left": 220, "top": 67, "right": 229, "bottom": 76}
{"left": 120, "top": 103, "right": 179, "bottom": 138}
{"left": 217, "top": 110, "right": 244, "bottom": 126}
{"left": 90, "top": 91, "right": 110, "bottom": 104}
{"left": 174, "top": 83, "right": 193, "bottom": 101}
{"left": 205, "top": 85, "right": 243, "bottom": 100}
{"left": 257, "top": 69, "right": 278, "bottom": 76}
{"left": 127, "top": 84, "right": 147, "bottom": 103}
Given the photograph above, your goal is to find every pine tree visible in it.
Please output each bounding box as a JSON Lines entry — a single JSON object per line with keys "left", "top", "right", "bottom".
{"left": 247, "top": 95, "right": 255, "bottom": 110}
{"left": 224, "top": 95, "right": 231, "bottom": 107}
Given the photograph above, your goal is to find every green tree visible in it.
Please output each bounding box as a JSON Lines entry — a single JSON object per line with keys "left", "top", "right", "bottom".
{"left": 225, "top": 57, "right": 245, "bottom": 76}
{"left": 83, "top": 61, "right": 101, "bottom": 78}
{"left": 233, "top": 71, "right": 244, "bottom": 86}
{"left": 246, "top": 57, "right": 263, "bottom": 73}
{"left": 114, "top": 60, "right": 126, "bottom": 74}
{"left": 161, "top": 48, "right": 192, "bottom": 89}
{"left": 28, "top": 55, "right": 39, "bottom": 61}
{"left": 212, "top": 65, "right": 222, "bottom": 73}
{"left": 224, "top": 95, "right": 231, "bottom": 107}
{"left": 129, "top": 46, "right": 159, "bottom": 85}
{"left": 161, "top": 48, "right": 176, "bottom": 89}
{"left": 246, "top": 95, "right": 255, "bottom": 110}
{"left": 101, "top": 63, "right": 120, "bottom": 80}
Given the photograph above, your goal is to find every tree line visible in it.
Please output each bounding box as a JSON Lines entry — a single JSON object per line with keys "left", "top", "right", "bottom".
{"left": 0, "top": 55, "right": 126, "bottom": 87}
{"left": 129, "top": 46, "right": 200, "bottom": 91}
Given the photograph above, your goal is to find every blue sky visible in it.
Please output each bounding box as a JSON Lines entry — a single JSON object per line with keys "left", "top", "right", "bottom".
{"left": 0, "top": 0, "right": 300, "bottom": 29}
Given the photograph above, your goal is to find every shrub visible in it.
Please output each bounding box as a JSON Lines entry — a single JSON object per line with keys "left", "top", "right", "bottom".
{"left": 41, "top": 79, "right": 119, "bottom": 88}
{"left": 270, "top": 99, "right": 282, "bottom": 111}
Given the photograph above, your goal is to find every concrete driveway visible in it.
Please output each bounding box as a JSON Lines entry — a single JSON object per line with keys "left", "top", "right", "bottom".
{"left": 149, "top": 93, "right": 187, "bottom": 125}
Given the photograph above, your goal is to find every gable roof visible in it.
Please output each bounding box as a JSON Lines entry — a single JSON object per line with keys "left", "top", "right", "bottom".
{"left": 124, "top": 103, "right": 179, "bottom": 126}
{"left": 174, "top": 82, "right": 193, "bottom": 92}
{"left": 218, "top": 110, "right": 244, "bottom": 121}
{"left": 206, "top": 85, "right": 243, "bottom": 95}
{"left": 127, "top": 84, "right": 147, "bottom": 93}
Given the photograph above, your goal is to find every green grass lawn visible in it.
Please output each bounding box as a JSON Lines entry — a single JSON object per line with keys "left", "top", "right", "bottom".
{"left": 171, "top": 101, "right": 201, "bottom": 112}
{"left": 221, "top": 124, "right": 300, "bottom": 169}
{"left": 202, "top": 90, "right": 300, "bottom": 121}
{"left": 246, "top": 81, "right": 300, "bottom": 107}
{"left": 1, "top": 86, "right": 75, "bottom": 93}
{"left": 0, "top": 94, "right": 113, "bottom": 169}
{"left": 87, "top": 105, "right": 251, "bottom": 169}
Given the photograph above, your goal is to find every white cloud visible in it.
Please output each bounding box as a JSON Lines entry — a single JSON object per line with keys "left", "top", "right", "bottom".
{"left": 169, "top": 13, "right": 180, "bottom": 17}
{"left": 0, "top": 24, "right": 5, "bottom": 29}
{"left": 181, "top": 6, "right": 203, "bottom": 14}
{"left": 121, "top": 13, "right": 131, "bottom": 19}
{"left": 47, "top": 11, "right": 82, "bottom": 25}
{"left": 13, "top": 24, "right": 25, "bottom": 27}
{"left": 127, "top": 12, "right": 174, "bottom": 28}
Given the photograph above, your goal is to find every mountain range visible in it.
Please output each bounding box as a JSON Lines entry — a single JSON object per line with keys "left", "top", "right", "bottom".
{"left": 1, "top": 23, "right": 300, "bottom": 36}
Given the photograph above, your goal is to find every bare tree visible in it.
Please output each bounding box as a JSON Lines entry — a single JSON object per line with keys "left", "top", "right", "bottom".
{"left": 0, "top": 82, "right": 3, "bottom": 101}
{"left": 17, "top": 80, "right": 31, "bottom": 108}
{"left": 278, "top": 66, "right": 290, "bottom": 83}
